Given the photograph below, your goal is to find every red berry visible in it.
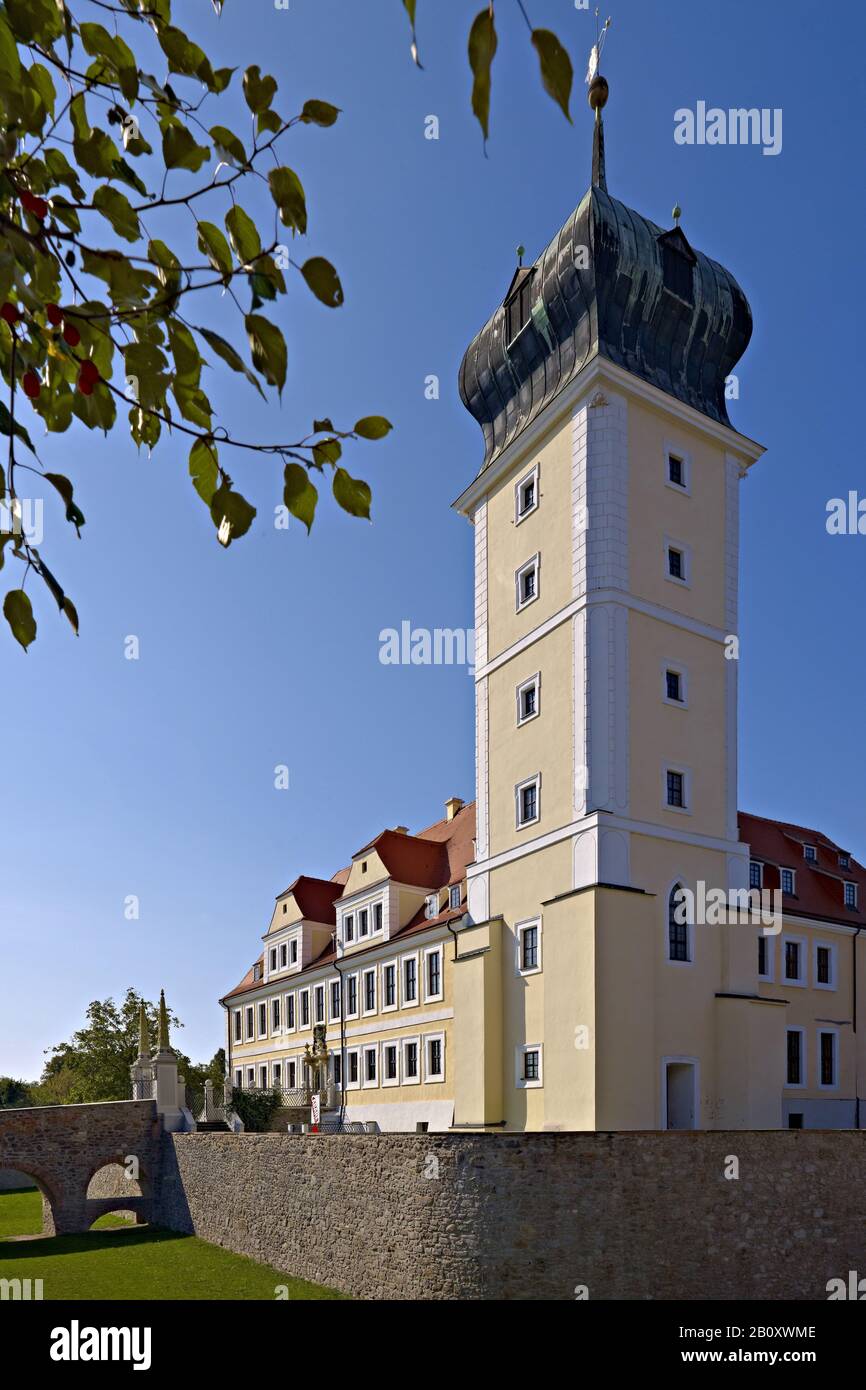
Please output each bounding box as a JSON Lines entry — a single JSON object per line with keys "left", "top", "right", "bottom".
{"left": 46, "top": 303, "right": 62, "bottom": 327}
{"left": 77, "top": 361, "right": 99, "bottom": 395}
{"left": 21, "top": 190, "right": 47, "bottom": 220}
{"left": 22, "top": 370, "right": 40, "bottom": 399}
{"left": 62, "top": 322, "right": 80, "bottom": 347}
{"left": 1, "top": 301, "right": 20, "bottom": 325}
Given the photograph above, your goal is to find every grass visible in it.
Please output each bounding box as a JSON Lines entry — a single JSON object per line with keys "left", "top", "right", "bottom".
{"left": 0, "top": 1188, "right": 343, "bottom": 1300}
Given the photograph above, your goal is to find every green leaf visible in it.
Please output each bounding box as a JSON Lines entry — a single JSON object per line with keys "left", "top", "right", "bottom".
{"left": 79, "top": 22, "right": 138, "bottom": 102}
{"left": 468, "top": 7, "right": 498, "bottom": 144}
{"left": 157, "top": 25, "right": 211, "bottom": 83}
{"left": 300, "top": 100, "right": 340, "bottom": 127}
{"left": 402, "top": 0, "right": 422, "bottom": 67}
{"left": 167, "top": 321, "right": 201, "bottom": 387}
{"left": 245, "top": 313, "right": 287, "bottom": 393}
{"left": 0, "top": 401, "right": 37, "bottom": 455}
{"left": 93, "top": 185, "right": 140, "bottom": 242}
{"left": 531, "top": 29, "right": 574, "bottom": 124}
{"left": 353, "top": 416, "right": 393, "bottom": 440}
{"left": 300, "top": 257, "right": 343, "bottom": 308}
{"left": 172, "top": 381, "right": 213, "bottom": 430}
{"left": 312, "top": 438, "right": 341, "bottom": 469}
{"left": 5, "top": 0, "right": 63, "bottom": 45}
{"left": 70, "top": 95, "right": 120, "bottom": 177}
{"left": 225, "top": 205, "right": 261, "bottom": 265}
{"left": 243, "top": 65, "right": 277, "bottom": 115}
{"left": 283, "top": 463, "right": 317, "bottom": 534}
{"left": 162, "top": 124, "right": 211, "bottom": 172}
{"left": 44, "top": 147, "right": 85, "bottom": 201}
{"left": 333, "top": 467, "right": 371, "bottom": 520}
{"left": 62, "top": 596, "right": 79, "bottom": 635}
{"left": 268, "top": 167, "right": 307, "bottom": 236}
{"left": 189, "top": 438, "right": 219, "bottom": 506}
{"left": 45, "top": 472, "right": 86, "bottom": 534}
{"left": 197, "top": 326, "right": 265, "bottom": 398}
{"left": 4, "top": 589, "right": 36, "bottom": 650}
{"left": 210, "top": 124, "right": 247, "bottom": 167}
{"left": 209, "top": 484, "right": 256, "bottom": 546}
{"left": 197, "top": 221, "right": 233, "bottom": 278}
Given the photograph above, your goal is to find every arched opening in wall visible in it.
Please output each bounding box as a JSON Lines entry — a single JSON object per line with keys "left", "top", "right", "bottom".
{"left": 85, "top": 1161, "right": 145, "bottom": 1232}
{"left": 0, "top": 1168, "right": 58, "bottom": 1240}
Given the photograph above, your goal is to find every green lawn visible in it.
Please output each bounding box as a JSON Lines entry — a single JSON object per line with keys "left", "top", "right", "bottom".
{"left": 0, "top": 1188, "right": 343, "bottom": 1300}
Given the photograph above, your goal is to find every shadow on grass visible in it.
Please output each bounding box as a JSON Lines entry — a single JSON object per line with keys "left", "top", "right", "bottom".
{"left": 0, "top": 1226, "right": 188, "bottom": 1261}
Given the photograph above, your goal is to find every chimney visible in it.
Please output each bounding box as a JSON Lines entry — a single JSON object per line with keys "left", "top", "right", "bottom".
{"left": 393, "top": 825, "right": 409, "bottom": 835}
{"left": 445, "top": 797, "right": 464, "bottom": 821}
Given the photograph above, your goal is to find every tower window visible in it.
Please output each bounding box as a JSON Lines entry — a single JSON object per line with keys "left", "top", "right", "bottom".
{"left": 668, "top": 454, "right": 684, "bottom": 487}
{"left": 516, "top": 673, "right": 541, "bottom": 725}
{"left": 665, "top": 670, "right": 682, "bottom": 703}
{"left": 666, "top": 770, "right": 685, "bottom": 809}
{"left": 661, "top": 239, "right": 694, "bottom": 305}
{"left": 515, "top": 464, "right": 539, "bottom": 522}
{"left": 515, "top": 555, "right": 540, "bottom": 611}
{"left": 505, "top": 271, "right": 535, "bottom": 345}
{"left": 516, "top": 775, "right": 541, "bottom": 828}
{"left": 668, "top": 885, "right": 690, "bottom": 962}
{"left": 667, "top": 547, "right": 684, "bottom": 580}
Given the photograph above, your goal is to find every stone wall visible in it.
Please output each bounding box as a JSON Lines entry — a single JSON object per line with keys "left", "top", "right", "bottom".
{"left": 155, "top": 1129, "right": 866, "bottom": 1300}
{"left": 0, "top": 1101, "right": 159, "bottom": 1234}
{"left": 0, "top": 1167, "right": 36, "bottom": 1191}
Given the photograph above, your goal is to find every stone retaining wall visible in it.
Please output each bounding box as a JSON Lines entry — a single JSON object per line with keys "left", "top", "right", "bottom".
{"left": 155, "top": 1129, "right": 866, "bottom": 1300}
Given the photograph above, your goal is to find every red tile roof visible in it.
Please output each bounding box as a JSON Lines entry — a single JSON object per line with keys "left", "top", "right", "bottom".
{"left": 221, "top": 801, "right": 475, "bottom": 1001}
{"left": 739, "top": 811, "right": 864, "bottom": 927}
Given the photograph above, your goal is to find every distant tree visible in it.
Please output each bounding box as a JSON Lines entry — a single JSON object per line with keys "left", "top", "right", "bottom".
{"left": 0, "top": 1075, "right": 32, "bottom": 1107}
{"left": 34, "top": 987, "right": 195, "bottom": 1104}
{"left": 183, "top": 1046, "right": 226, "bottom": 1093}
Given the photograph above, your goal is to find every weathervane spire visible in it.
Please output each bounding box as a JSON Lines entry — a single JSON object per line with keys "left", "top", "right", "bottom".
{"left": 586, "top": 12, "right": 612, "bottom": 191}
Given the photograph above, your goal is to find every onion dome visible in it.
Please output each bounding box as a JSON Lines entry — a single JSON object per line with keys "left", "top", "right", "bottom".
{"left": 459, "top": 74, "right": 753, "bottom": 470}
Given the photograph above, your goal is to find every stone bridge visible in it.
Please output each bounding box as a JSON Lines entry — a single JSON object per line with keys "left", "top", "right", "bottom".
{"left": 0, "top": 1100, "right": 161, "bottom": 1234}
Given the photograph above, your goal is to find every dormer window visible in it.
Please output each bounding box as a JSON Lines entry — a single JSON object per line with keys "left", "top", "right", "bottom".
{"left": 425, "top": 894, "right": 439, "bottom": 920}
{"left": 505, "top": 268, "right": 535, "bottom": 346}
{"left": 844, "top": 882, "right": 858, "bottom": 910}
{"left": 449, "top": 885, "right": 461, "bottom": 910}
{"left": 803, "top": 845, "right": 816, "bottom": 863}
{"left": 373, "top": 902, "right": 383, "bottom": 932}
{"left": 839, "top": 853, "right": 850, "bottom": 870}
{"left": 290, "top": 939, "right": 298, "bottom": 964}
{"left": 253, "top": 963, "right": 262, "bottom": 982}
{"left": 658, "top": 229, "right": 696, "bottom": 306}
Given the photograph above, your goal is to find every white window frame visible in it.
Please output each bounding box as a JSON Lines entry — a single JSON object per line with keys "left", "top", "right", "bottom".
{"left": 515, "top": 1043, "right": 543, "bottom": 1090}
{"left": 343, "top": 912, "right": 355, "bottom": 945}
{"left": 358, "top": 906, "right": 370, "bottom": 939}
{"left": 287, "top": 1058, "right": 297, "bottom": 1090}
{"left": 661, "top": 661, "right": 688, "bottom": 708}
{"left": 234, "top": 1068, "right": 242, "bottom": 1088}
{"left": 813, "top": 941, "right": 837, "bottom": 991}
{"left": 345, "top": 1047, "right": 361, "bottom": 1090}
{"left": 271, "top": 996, "right": 281, "bottom": 1035}
{"left": 449, "top": 884, "right": 462, "bottom": 911}
{"left": 665, "top": 880, "right": 693, "bottom": 968}
{"left": 844, "top": 881, "right": 858, "bottom": 910}
{"left": 664, "top": 535, "right": 691, "bottom": 588}
{"left": 328, "top": 978, "right": 341, "bottom": 1023}
{"left": 780, "top": 867, "right": 796, "bottom": 896}
{"left": 313, "top": 983, "right": 326, "bottom": 1025}
{"left": 381, "top": 960, "right": 398, "bottom": 1013}
{"left": 257, "top": 1001, "right": 267, "bottom": 1040}
{"left": 817, "top": 1028, "right": 839, "bottom": 1091}
{"left": 401, "top": 952, "right": 419, "bottom": 1008}
{"left": 839, "top": 853, "right": 850, "bottom": 870}
{"left": 515, "top": 553, "right": 540, "bottom": 613}
{"left": 362, "top": 1043, "right": 378, "bottom": 1089}
{"left": 664, "top": 442, "right": 691, "bottom": 495}
{"left": 289, "top": 937, "right": 299, "bottom": 966}
{"left": 246, "top": 1066, "right": 255, "bottom": 1088}
{"left": 298, "top": 987, "right": 311, "bottom": 1029}
{"left": 782, "top": 935, "right": 806, "bottom": 988}
{"left": 514, "top": 462, "right": 539, "bottom": 524}
{"left": 785, "top": 1027, "right": 806, "bottom": 1089}
{"left": 424, "top": 1031, "right": 445, "bottom": 1083}
{"left": 516, "top": 917, "right": 542, "bottom": 976}
{"left": 424, "top": 894, "right": 439, "bottom": 920}
{"left": 271, "top": 1060, "right": 283, "bottom": 1088}
{"left": 803, "top": 843, "right": 817, "bottom": 863}
{"left": 749, "top": 859, "right": 764, "bottom": 890}
{"left": 258, "top": 1064, "right": 268, "bottom": 1089}
{"left": 516, "top": 671, "right": 541, "bottom": 726}
{"left": 757, "top": 930, "right": 775, "bottom": 983}
{"left": 284, "top": 991, "right": 296, "bottom": 1033}
{"left": 382, "top": 1040, "right": 400, "bottom": 1087}
{"left": 279, "top": 941, "right": 287, "bottom": 970}
{"left": 515, "top": 772, "right": 541, "bottom": 829}
{"left": 423, "top": 945, "right": 444, "bottom": 1003}
{"left": 361, "top": 967, "right": 377, "bottom": 1017}
{"left": 245, "top": 1005, "right": 254, "bottom": 1042}
{"left": 268, "top": 946, "right": 277, "bottom": 975}
{"left": 232, "top": 1009, "right": 242, "bottom": 1043}
{"left": 401, "top": 1035, "right": 421, "bottom": 1085}
{"left": 662, "top": 763, "right": 692, "bottom": 816}
{"left": 344, "top": 971, "right": 359, "bottom": 1020}
{"left": 373, "top": 900, "right": 384, "bottom": 934}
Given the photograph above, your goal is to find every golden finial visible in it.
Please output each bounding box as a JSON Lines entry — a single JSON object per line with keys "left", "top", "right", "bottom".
{"left": 673, "top": 203, "right": 682, "bottom": 226}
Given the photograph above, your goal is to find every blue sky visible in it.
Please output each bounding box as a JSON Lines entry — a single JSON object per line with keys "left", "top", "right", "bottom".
{"left": 2, "top": 0, "right": 864, "bottom": 1079}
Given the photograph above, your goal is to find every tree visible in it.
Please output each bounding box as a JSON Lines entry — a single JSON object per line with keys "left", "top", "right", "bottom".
{"left": 0, "top": 1075, "right": 32, "bottom": 1107}
{"left": 0, "top": 1, "right": 575, "bottom": 650}
{"left": 34, "top": 987, "right": 195, "bottom": 1104}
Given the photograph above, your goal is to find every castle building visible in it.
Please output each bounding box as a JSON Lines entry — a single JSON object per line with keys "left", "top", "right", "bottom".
{"left": 220, "top": 72, "right": 866, "bottom": 1133}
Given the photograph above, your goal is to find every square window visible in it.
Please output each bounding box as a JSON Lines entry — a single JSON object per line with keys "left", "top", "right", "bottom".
{"left": 515, "top": 556, "right": 540, "bottom": 611}
{"left": 516, "top": 776, "right": 540, "bottom": 828}
{"left": 516, "top": 673, "right": 541, "bottom": 725}
{"left": 839, "top": 853, "right": 850, "bottom": 870}
{"left": 666, "top": 770, "right": 685, "bottom": 809}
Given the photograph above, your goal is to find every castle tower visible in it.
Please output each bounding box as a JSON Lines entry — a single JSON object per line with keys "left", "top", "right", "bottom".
{"left": 453, "top": 67, "right": 781, "bottom": 1131}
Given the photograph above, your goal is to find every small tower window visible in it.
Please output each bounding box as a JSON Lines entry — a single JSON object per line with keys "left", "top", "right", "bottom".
{"left": 661, "top": 239, "right": 694, "bottom": 305}
{"left": 505, "top": 271, "right": 535, "bottom": 345}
